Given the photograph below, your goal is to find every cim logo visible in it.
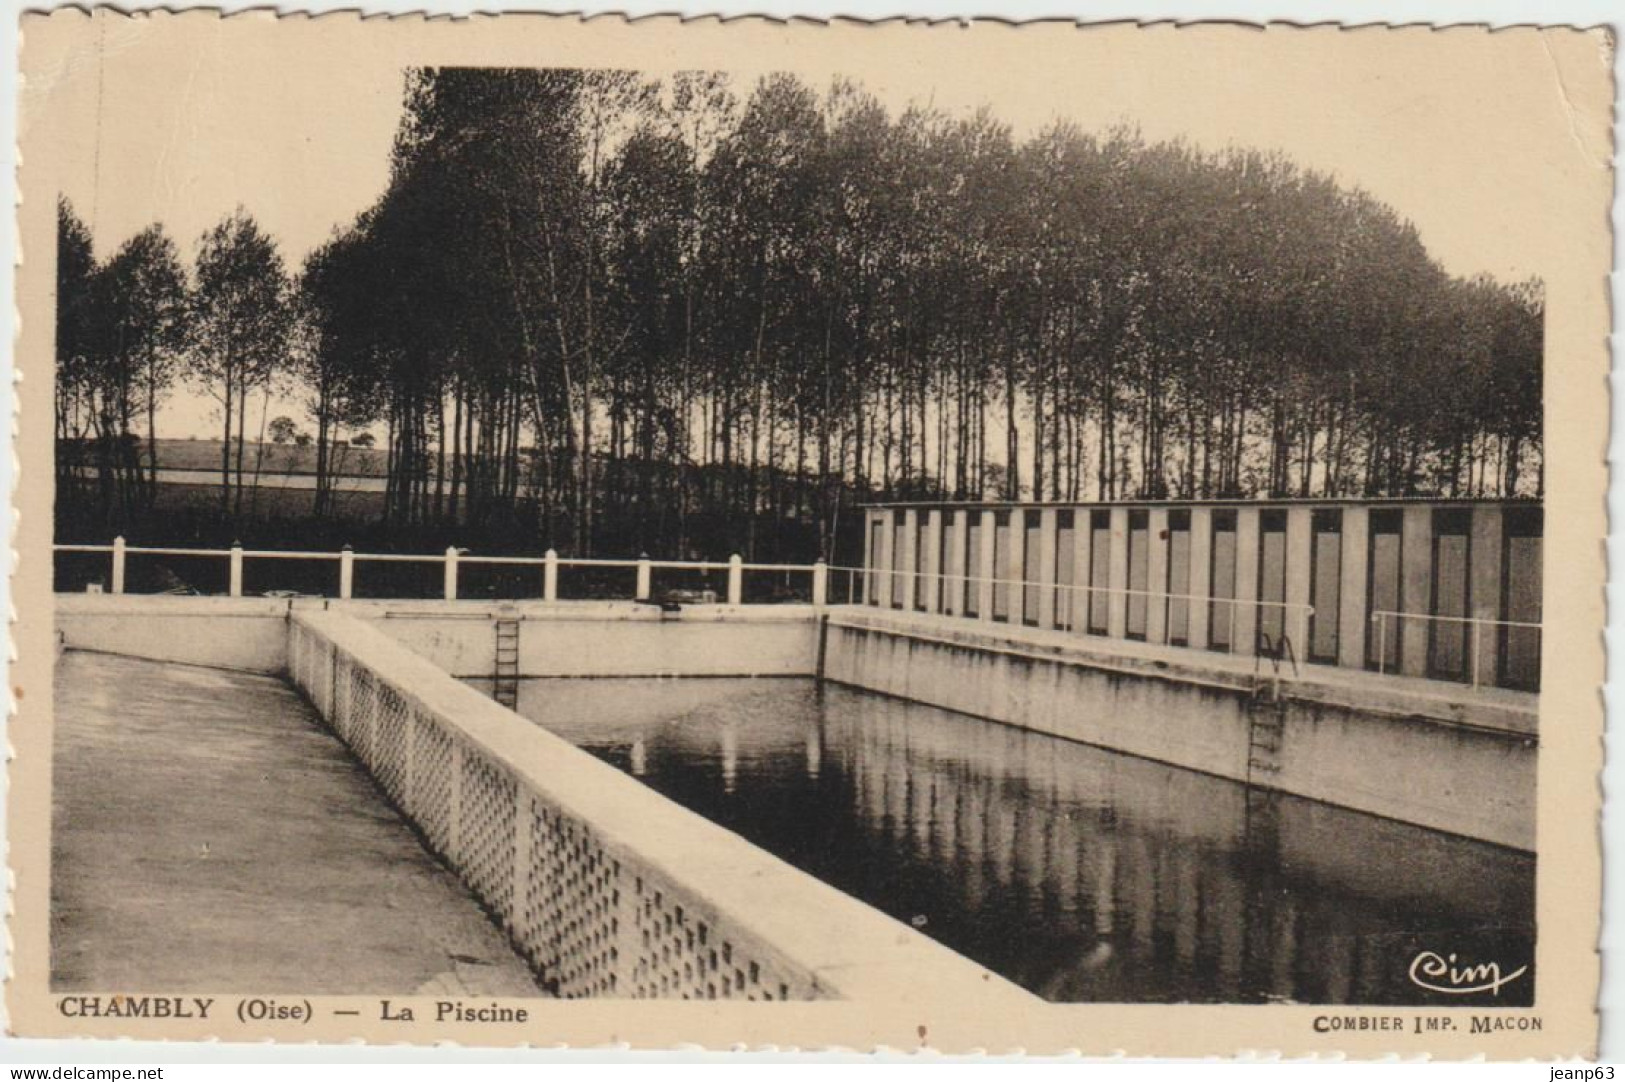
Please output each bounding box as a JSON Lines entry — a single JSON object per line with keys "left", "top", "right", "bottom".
{"left": 1408, "top": 951, "right": 1529, "bottom": 997}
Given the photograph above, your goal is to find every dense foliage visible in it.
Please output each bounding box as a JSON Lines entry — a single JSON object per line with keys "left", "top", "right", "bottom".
{"left": 55, "top": 68, "right": 1542, "bottom": 560}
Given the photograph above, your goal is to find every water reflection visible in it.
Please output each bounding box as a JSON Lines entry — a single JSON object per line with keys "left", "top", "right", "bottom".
{"left": 485, "top": 677, "right": 1534, "bottom": 1005}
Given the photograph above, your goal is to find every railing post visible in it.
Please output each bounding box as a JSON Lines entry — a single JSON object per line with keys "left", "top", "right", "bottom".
{"left": 228, "top": 542, "right": 244, "bottom": 598}
{"left": 635, "top": 554, "right": 652, "bottom": 601}
{"left": 728, "top": 554, "right": 743, "bottom": 606}
{"left": 812, "top": 560, "right": 828, "bottom": 608}
{"left": 444, "top": 546, "right": 459, "bottom": 601}
{"left": 543, "top": 549, "right": 559, "bottom": 601}
{"left": 339, "top": 545, "right": 354, "bottom": 601}
{"left": 111, "top": 535, "right": 126, "bottom": 595}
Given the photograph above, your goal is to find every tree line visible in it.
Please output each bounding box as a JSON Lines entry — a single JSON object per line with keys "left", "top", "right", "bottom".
{"left": 56, "top": 202, "right": 296, "bottom": 524}
{"left": 55, "top": 66, "right": 1543, "bottom": 560}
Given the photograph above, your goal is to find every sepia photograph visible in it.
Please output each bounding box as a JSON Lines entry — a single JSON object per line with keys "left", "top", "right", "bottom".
{"left": 8, "top": 9, "right": 1612, "bottom": 1058}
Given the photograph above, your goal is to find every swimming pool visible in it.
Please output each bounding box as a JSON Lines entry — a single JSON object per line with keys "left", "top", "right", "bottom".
{"left": 480, "top": 676, "right": 1534, "bottom": 1005}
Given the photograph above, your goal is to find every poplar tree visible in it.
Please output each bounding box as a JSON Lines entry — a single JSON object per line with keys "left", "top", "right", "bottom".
{"left": 189, "top": 208, "right": 292, "bottom": 520}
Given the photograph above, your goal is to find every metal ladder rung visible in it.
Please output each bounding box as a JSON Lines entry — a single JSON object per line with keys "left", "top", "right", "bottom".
{"left": 494, "top": 617, "right": 520, "bottom": 709}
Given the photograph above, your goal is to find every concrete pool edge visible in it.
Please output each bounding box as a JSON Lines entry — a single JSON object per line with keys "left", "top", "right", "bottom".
{"left": 53, "top": 594, "right": 1535, "bottom": 850}
{"left": 284, "top": 607, "right": 1040, "bottom": 1005}
{"left": 824, "top": 609, "right": 1538, "bottom": 736}
{"left": 50, "top": 593, "right": 1540, "bottom": 728}
{"left": 823, "top": 613, "right": 1535, "bottom": 851}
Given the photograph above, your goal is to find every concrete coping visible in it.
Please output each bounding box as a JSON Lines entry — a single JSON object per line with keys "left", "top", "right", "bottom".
{"left": 291, "top": 608, "right": 1040, "bottom": 1006}
{"left": 333, "top": 599, "right": 821, "bottom": 624}
{"left": 828, "top": 609, "right": 1539, "bottom": 740}
{"left": 57, "top": 593, "right": 297, "bottom": 617}
{"left": 54, "top": 593, "right": 821, "bottom": 625}
{"left": 56, "top": 594, "right": 1532, "bottom": 738}
{"left": 57, "top": 593, "right": 1533, "bottom": 738}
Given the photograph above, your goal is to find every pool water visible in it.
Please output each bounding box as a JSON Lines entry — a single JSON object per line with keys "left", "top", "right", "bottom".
{"left": 479, "top": 676, "right": 1535, "bottom": 1005}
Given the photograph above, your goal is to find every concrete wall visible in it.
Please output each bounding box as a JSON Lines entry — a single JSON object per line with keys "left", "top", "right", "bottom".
{"left": 53, "top": 596, "right": 817, "bottom": 679}
{"left": 56, "top": 592, "right": 1536, "bottom": 850}
{"left": 823, "top": 611, "right": 1535, "bottom": 850}
{"left": 56, "top": 594, "right": 291, "bottom": 673}
{"left": 337, "top": 600, "right": 819, "bottom": 678}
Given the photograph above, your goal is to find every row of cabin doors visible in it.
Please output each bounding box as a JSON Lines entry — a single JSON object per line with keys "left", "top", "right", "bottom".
{"left": 871, "top": 506, "right": 1541, "bottom": 691}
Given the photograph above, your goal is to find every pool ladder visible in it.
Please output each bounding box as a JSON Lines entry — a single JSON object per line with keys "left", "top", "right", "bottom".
{"left": 494, "top": 614, "right": 520, "bottom": 710}
{"left": 1245, "top": 697, "right": 1286, "bottom": 784}
{"left": 1245, "top": 631, "right": 1296, "bottom": 786}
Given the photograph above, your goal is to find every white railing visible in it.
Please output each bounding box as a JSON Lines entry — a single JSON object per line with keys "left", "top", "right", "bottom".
{"left": 1370, "top": 610, "right": 1543, "bottom": 689}
{"left": 56, "top": 538, "right": 832, "bottom": 607}
{"left": 829, "top": 564, "right": 1314, "bottom": 655}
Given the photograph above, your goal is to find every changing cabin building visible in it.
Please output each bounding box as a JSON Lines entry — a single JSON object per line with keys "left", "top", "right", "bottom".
{"left": 859, "top": 498, "right": 1542, "bottom": 693}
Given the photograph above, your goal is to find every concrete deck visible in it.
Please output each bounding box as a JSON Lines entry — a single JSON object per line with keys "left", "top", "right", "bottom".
{"left": 51, "top": 650, "right": 544, "bottom": 996}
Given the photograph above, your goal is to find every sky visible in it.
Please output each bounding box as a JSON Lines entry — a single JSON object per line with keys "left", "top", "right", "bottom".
{"left": 24, "top": 12, "right": 1613, "bottom": 438}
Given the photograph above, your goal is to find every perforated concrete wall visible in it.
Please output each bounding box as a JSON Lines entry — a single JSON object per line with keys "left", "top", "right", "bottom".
{"left": 288, "top": 609, "right": 1035, "bottom": 1004}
